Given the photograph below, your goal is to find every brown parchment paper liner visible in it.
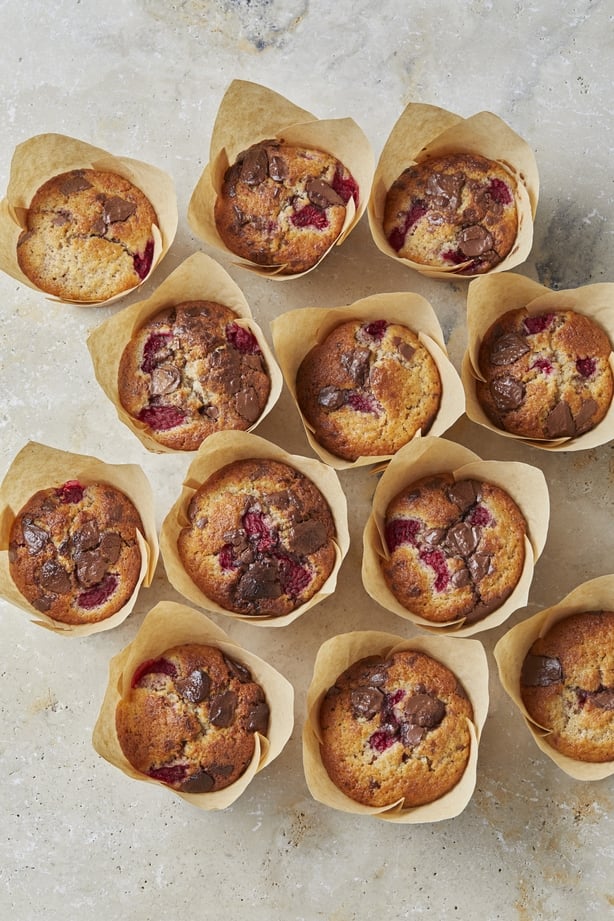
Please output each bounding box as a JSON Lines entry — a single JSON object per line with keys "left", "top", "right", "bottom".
{"left": 187, "top": 79, "right": 374, "bottom": 279}
{"left": 462, "top": 273, "right": 614, "bottom": 451}
{"left": 86, "top": 251, "right": 283, "bottom": 454}
{"left": 0, "top": 132, "right": 178, "bottom": 305}
{"left": 0, "top": 441, "right": 158, "bottom": 636}
{"left": 159, "top": 429, "right": 350, "bottom": 626}
{"left": 494, "top": 575, "right": 614, "bottom": 780}
{"left": 92, "top": 600, "right": 294, "bottom": 808}
{"left": 270, "top": 293, "right": 465, "bottom": 470}
{"left": 367, "top": 103, "right": 539, "bottom": 280}
{"left": 303, "top": 629, "right": 488, "bottom": 822}
{"left": 362, "top": 435, "right": 549, "bottom": 636}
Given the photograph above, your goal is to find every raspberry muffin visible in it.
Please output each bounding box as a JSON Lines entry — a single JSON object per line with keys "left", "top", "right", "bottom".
{"left": 8, "top": 480, "right": 144, "bottom": 624}
{"left": 214, "top": 139, "right": 359, "bottom": 274}
{"left": 295, "top": 318, "right": 441, "bottom": 462}
{"left": 475, "top": 308, "right": 613, "bottom": 440}
{"left": 17, "top": 168, "right": 158, "bottom": 301}
{"left": 520, "top": 611, "right": 614, "bottom": 762}
{"left": 319, "top": 650, "right": 474, "bottom": 807}
{"left": 381, "top": 474, "right": 527, "bottom": 625}
{"left": 383, "top": 153, "right": 518, "bottom": 274}
{"left": 118, "top": 300, "right": 271, "bottom": 451}
{"left": 177, "top": 458, "right": 337, "bottom": 617}
{"left": 116, "top": 643, "right": 270, "bottom": 793}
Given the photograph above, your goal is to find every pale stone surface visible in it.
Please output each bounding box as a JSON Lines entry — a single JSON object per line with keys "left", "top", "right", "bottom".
{"left": 1, "top": 1, "right": 614, "bottom": 919}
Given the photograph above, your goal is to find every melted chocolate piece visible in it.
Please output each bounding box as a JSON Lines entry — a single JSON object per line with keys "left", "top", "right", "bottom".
{"left": 74, "top": 548, "right": 108, "bottom": 588}
{"left": 22, "top": 520, "right": 50, "bottom": 554}
{"left": 150, "top": 365, "right": 181, "bottom": 396}
{"left": 306, "top": 178, "right": 344, "bottom": 209}
{"left": 38, "top": 560, "right": 71, "bottom": 594}
{"left": 72, "top": 520, "right": 100, "bottom": 553}
{"left": 175, "top": 668, "right": 211, "bottom": 703}
{"left": 426, "top": 171, "right": 463, "bottom": 210}
{"left": 223, "top": 654, "right": 253, "bottom": 683}
{"left": 545, "top": 400, "right": 574, "bottom": 438}
{"left": 341, "top": 348, "right": 370, "bottom": 385}
{"left": 459, "top": 224, "right": 494, "bottom": 257}
{"left": 446, "top": 521, "right": 480, "bottom": 557}
{"left": 451, "top": 567, "right": 471, "bottom": 588}
{"left": 235, "top": 387, "right": 261, "bottom": 422}
{"left": 489, "top": 333, "right": 530, "bottom": 366}
{"left": 403, "top": 692, "right": 446, "bottom": 729}
{"left": 209, "top": 690, "right": 237, "bottom": 727}
{"left": 574, "top": 398, "right": 598, "bottom": 435}
{"left": 181, "top": 770, "right": 215, "bottom": 794}
{"left": 520, "top": 653, "right": 563, "bottom": 687}
{"left": 267, "top": 151, "right": 287, "bottom": 181}
{"left": 236, "top": 561, "right": 282, "bottom": 601}
{"left": 351, "top": 686, "right": 384, "bottom": 720}
{"left": 423, "top": 527, "right": 446, "bottom": 547}
{"left": 59, "top": 172, "right": 92, "bottom": 195}
{"left": 286, "top": 519, "right": 327, "bottom": 555}
{"left": 99, "top": 531, "right": 122, "bottom": 564}
{"left": 490, "top": 375, "right": 526, "bottom": 411}
{"left": 32, "top": 596, "right": 52, "bottom": 612}
{"left": 395, "top": 338, "right": 416, "bottom": 362}
{"left": 247, "top": 699, "right": 270, "bottom": 733}
{"left": 400, "top": 722, "right": 425, "bottom": 747}
{"left": 103, "top": 196, "right": 137, "bottom": 223}
{"left": 240, "top": 146, "right": 269, "bottom": 186}
{"left": 467, "top": 551, "right": 491, "bottom": 582}
{"left": 588, "top": 688, "right": 614, "bottom": 710}
{"left": 447, "top": 479, "right": 480, "bottom": 512}
{"left": 318, "top": 386, "right": 347, "bottom": 410}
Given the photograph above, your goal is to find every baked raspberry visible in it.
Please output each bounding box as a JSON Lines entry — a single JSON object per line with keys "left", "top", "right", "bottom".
{"left": 243, "top": 509, "right": 277, "bottom": 552}
{"left": 442, "top": 248, "right": 468, "bottom": 265}
{"left": 148, "top": 764, "right": 188, "bottom": 786}
{"left": 387, "top": 201, "right": 428, "bottom": 252}
{"left": 385, "top": 518, "right": 420, "bottom": 552}
{"left": 419, "top": 548, "right": 450, "bottom": 592}
{"left": 332, "top": 168, "right": 359, "bottom": 206}
{"left": 277, "top": 556, "right": 311, "bottom": 597}
{"left": 531, "top": 358, "right": 553, "bottom": 374}
{"left": 133, "top": 239, "right": 154, "bottom": 280}
{"left": 56, "top": 480, "right": 85, "bottom": 504}
{"left": 468, "top": 506, "right": 491, "bottom": 527}
{"left": 141, "top": 332, "right": 172, "bottom": 373}
{"left": 131, "top": 657, "right": 178, "bottom": 688}
{"left": 369, "top": 728, "right": 397, "bottom": 753}
{"left": 362, "top": 320, "right": 388, "bottom": 341}
{"left": 347, "top": 392, "right": 382, "bottom": 414}
{"left": 225, "top": 322, "right": 261, "bottom": 354}
{"left": 137, "top": 404, "right": 186, "bottom": 431}
{"left": 218, "top": 544, "right": 236, "bottom": 571}
{"left": 576, "top": 357, "right": 597, "bottom": 378}
{"left": 487, "top": 178, "right": 513, "bottom": 205}
{"left": 291, "top": 204, "right": 329, "bottom": 230}
{"left": 524, "top": 314, "right": 554, "bottom": 335}
{"left": 78, "top": 573, "right": 118, "bottom": 610}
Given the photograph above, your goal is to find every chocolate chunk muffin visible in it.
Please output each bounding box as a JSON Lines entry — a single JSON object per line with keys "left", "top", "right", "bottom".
{"left": 383, "top": 152, "right": 518, "bottom": 274}
{"left": 381, "top": 474, "right": 527, "bottom": 625}
{"left": 475, "top": 307, "right": 613, "bottom": 440}
{"left": 177, "top": 458, "right": 337, "bottom": 617}
{"left": 214, "top": 139, "right": 359, "bottom": 274}
{"left": 520, "top": 611, "right": 614, "bottom": 762}
{"left": 319, "top": 650, "right": 474, "bottom": 808}
{"left": 17, "top": 168, "right": 158, "bottom": 302}
{"left": 117, "top": 300, "right": 271, "bottom": 451}
{"left": 116, "top": 643, "right": 269, "bottom": 793}
{"left": 8, "top": 480, "right": 144, "bottom": 624}
{"left": 295, "top": 318, "right": 442, "bottom": 462}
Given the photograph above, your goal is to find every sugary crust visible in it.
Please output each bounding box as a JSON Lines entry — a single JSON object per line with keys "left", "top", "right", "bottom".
{"left": 8, "top": 481, "right": 144, "bottom": 624}
{"left": 17, "top": 168, "right": 158, "bottom": 301}
{"left": 117, "top": 300, "right": 271, "bottom": 451}
{"left": 115, "top": 643, "right": 269, "bottom": 793}
{"left": 319, "top": 650, "right": 473, "bottom": 808}
{"left": 295, "top": 319, "right": 441, "bottom": 462}
{"left": 476, "top": 307, "right": 613, "bottom": 440}
{"left": 214, "top": 140, "right": 358, "bottom": 275}
{"left": 383, "top": 152, "right": 518, "bottom": 274}
{"left": 380, "top": 474, "right": 526, "bottom": 624}
{"left": 520, "top": 611, "right": 614, "bottom": 762}
{"left": 177, "top": 458, "right": 337, "bottom": 617}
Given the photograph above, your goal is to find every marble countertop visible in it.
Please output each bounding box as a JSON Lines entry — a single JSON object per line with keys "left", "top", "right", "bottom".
{"left": 1, "top": 2, "right": 614, "bottom": 919}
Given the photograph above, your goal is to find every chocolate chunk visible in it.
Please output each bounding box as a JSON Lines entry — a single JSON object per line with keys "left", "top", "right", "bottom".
{"left": 489, "top": 333, "right": 530, "bottom": 366}
{"left": 403, "top": 692, "right": 446, "bottom": 728}
{"left": 59, "top": 172, "right": 92, "bottom": 195}
{"left": 400, "top": 722, "right": 425, "bottom": 747}
{"left": 318, "top": 386, "right": 347, "bottom": 410}
{"left": 426, "top": 171, "right": 464, "bottom": 209}
{"left": 99, "top": 531, "right": 121, "bottom": 564}
{"left": 240, "top": 146, "right": 269, "bottom": 185}
{"left": 38, "top": 560, "right": 71, "bottom": 594}
{"left": 446, "top": 521, "right": 480, "bottom": 557}
{"left": 72, "top": 520, "right": 100, "bottom": 553}
{"left": 247, "top": 699, "right": 270, "bottom": 733}
{"left": 490, "top": 375, "right": 526, "bottom": 411}
{"left": 91, "top": 217, "right": 106, "bottom": 235}
{"left": 467, "top": 551, "right": 491, "bottom": 582}
{"left": 351, "top": 686, "right": 384, "bottom": 720}
{"left": 459, "top": 224, "right": 494, "bottom": 257}
{"left": 199, "top": 404, "right": 220, "bottom": 420}
{"left": 267, "top": 151, "right": 287, "bottom": 181}
{"left": 176, "top": 668, "right": 211, "bottom": 703}
{"left": 150, "top": 365, "right": 181, "bottom": 396}
{"left": 74, "top": 548, "right": 108, "bottom": 588}
{"left": 451, "top": 567, "right": 471, "bottom": 588}
{"left": 181, "top": 770, "right": 215, "bottom": 794}
{"left": 423, "top": 527, "right": 446, "bottom": 547}
{"left": 447, "top": 479, "right": 480, "bottom": 512}
{"left": 32, "top": 596, "right": 52, "bottom": 613}
{"left": 22, "top": 520, "right": 50, "bottom": 554}
{"left": 287, "top": 519, "right": 328, "bottom": 555}
{"left": 306, "top": 178, "right": 345, "bottom": 209}
{"left": 395, "top": 338, "right": 416, "bottom": 362}
{"left": 53, "top": 210, "right": 71, "bottom": 226}
{"left": 573, "top": 398, "right": 598, "bottom": 435}
{"left": 209, "top": 690, "right": 237, "bottom": 727}
{"left": 589, "top": 688, "right": 614, "bottom": 710}
{"left": 342, "top": 347, "right": 370, "bottom": 385}
{"left": 235, "top": 387, "right": 261, "bottom": 422}
{"left": 545, "top": 400, "right": 575, "bottom": 438}
{"left": 223, "top": 528, "right": 249, "bottom": 554}
{"left": 520, "top": 653, "right": 563, "bottom": 687}
{"left": 103, "top": 196, "right": 137, "bottom": 223}
{"left": 236, "top": 561, "right": 282, "bottom": 600}
{"left": 223, "top": 655, "right": 252, "bottom": 683}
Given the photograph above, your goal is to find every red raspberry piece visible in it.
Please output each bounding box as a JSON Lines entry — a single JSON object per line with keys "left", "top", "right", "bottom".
{"left": 346, "top": 392, "right": 382, "bottom": 414}
{"left": 218, "top": 543, "right": 236, "bottom": 571}
{"left": 56, "top": 480, "right": 85, "bottom": 503}
{"left": 362, "top": 320, "right": 388, "bottom": 340}
{"left": 368, "top": 728, "right": 397, "bottom": 753}
{"left": 133, "top": 239, "right": 154, "bottom": 280}
{"left": 468, "top": 506, "right": 491, "bottom": 527}
{"left": 419, "top": 548, "right": 450, "bottom": 592}
{"left": 576, "top": 356, "right": 596, "bottom": 378}
{"left": 291, "top": 204, "right": 329, "bottom": 229}
{"left": 277, "top": 556, "right": 311, "bottom": 597}
{"left": 531, "top": 357, "right": 553, "bottom": 375}
{"left": 148, "top": 764, "right": 188, "bottom": 786}
{"left": 141, "top": 332, "right": 172, "bottom": 373}
{"left": 385, "top": 518, "right": 420, "bottom": 552}
{"left": 386, "top": 689, "right": 406, "bottom": 708}
{"left": 331, "top": 168, "right": 359, "bottom": 206}
{"left": 78, "top": 573, "right": 118, "bottom": 609}
{"left": 487, "top": 178, "right": 513, "bottom": 205}
{"left": 524, "top": 314, "right": 553, "bottom": 334}
{"left": 225, "top": 322, "right": 261, "bottom": 354}
{"left": 131, "top": 657, "right": 178, "bottom": 688}
{"left": 388, "top": 201, "right": 428, "bottom": 252}
{"left": 137, "top": 404, "right": 185, "bottom": 430}
{"left": 442, "top": 248, "right": 469, "bottom": 265}
{"left": 243, "top": 510, "right": 277, "bottom": 552}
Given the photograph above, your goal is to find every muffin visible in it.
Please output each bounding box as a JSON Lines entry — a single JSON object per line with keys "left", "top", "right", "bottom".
{"left": 381, "top": 474, "right": 527, "bottom": 625}
{"left": 295, "top": 318, "right": 442, "bottom": 462}
{"left": 520, "top": 611, "right": 614, "bottom": 763}
{"left": 475, "top": 307, "right": 613, "bottom": 440}
{"left": 117, "top": 300, "right": 271, "bottom": 451}
{"left": 8, "top": 480, "right": 144, "bottom": 624}
{"left": 116, "top": 643, "right": 270, "bottom": 793}
{"left": 383, "top": 153, "right": 518, "bottom": 274}
{"left": 16, "top": 168, "right": 158, "bottom": 301}
{"left": 177, "top": 458, "right": 337, "bottom": 617}
{"left": 214, "top": 139, "right": 359, "bottom": 274}
{"left": 319, "top": 649, "right": 474, "bottom": 808}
